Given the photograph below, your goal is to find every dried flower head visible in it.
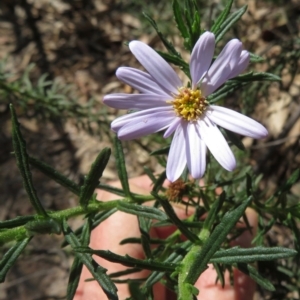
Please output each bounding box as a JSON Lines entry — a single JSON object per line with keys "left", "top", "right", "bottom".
{"left": 165, "top": 179, "right": 187, "bottom": 202}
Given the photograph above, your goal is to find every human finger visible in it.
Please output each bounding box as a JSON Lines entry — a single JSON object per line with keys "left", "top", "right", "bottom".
{"left": 74, "top": 178, "right": 166, "bottom": 300}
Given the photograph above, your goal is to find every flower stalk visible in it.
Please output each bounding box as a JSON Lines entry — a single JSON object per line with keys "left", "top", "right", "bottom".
{"left": 178, "top": 197, "right": 251, "bottom": 299}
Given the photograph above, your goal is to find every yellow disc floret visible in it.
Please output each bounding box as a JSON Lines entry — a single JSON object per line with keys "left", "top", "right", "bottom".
{"left": 169, "top": 87, "right": 208, "bottom": 121}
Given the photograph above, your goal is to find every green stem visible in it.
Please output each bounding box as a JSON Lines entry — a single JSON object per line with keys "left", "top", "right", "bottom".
{"left": 0, "top": 197, "right": 154, "bottom": 244}
{"left": 0, "top": 81, "right": 90, "bottom": 119}
{"left": 178, "top": 245, "right": 202, "bottom": 300}
{"left": 177, "top": 219, "right": 209, "bottom": 300}
{"left": 177, "top": 197, "right": 251, "bottom": 299}
{"left": 0, "top": 227, "right": 29, "bottom": 244}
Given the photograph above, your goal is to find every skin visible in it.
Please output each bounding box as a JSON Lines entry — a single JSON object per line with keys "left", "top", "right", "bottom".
{"left": 74, "top": 175, "right": 257, "bottom": 300}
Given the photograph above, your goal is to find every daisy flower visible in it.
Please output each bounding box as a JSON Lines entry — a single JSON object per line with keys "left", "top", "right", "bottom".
{"left": 103, "top": 32, "right": 268, "bottom": 182}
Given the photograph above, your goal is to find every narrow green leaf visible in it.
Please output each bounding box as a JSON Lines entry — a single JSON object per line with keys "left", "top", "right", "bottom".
{"left": 117, "top": 202, "right": 167, "bottom": 221}
{"left": 173, "top": 0, "right": 189, "bottom": 39}
{"left": 153, "top": 192, "right": 200, "bottom": 243}
{"left": 286, "top": 214, "right": 300, "bottom": 257}
{"left": 62, "top": 220, "right": 118, "bottom": 300}
{"left": 90, "top": 209, "right": 118, "bottom": 231}
{"left": 29, "top": 156, "right": 80, "bottom": 195}
{"left": 67, "top": 257, "right": 83, "bottom": 300}
{"left": 97, "top": 185, "right": 153, "bottom": 202}
{"left": 215, "top": 6, "right": 248, "bottom": 43}
{"left": 150, "top": 146, "right": 170, "bottom": 156}
{"left": 207, "top": 81, "right": 249, "bottom": 104}
{"left": 200, "top": 191, "right": 225, "bottom": 237}
{"left": 143, "top": 13, "right": 180, "bottom": 57}
{"left": 156, "top": 51, "right": 190, "bottom": 77}
{"left": 184, "top": 0, "right": 194, "bottom": 27}
{"left": 10, "top": 104, "right": 47, "bottom": 216}
{"left": 277, "top": 169, "right": 300, "bottom": 197}
{"left": 214, "top": 173, "right": 247, "bottom": 187}
{"left": 207, "top": 72, "right": 280, "bottom": 104}
{"left": 129, "top": 281, "right": 146, "bottom": 300}
{"left": 182, "top": 167, "right": 189, "bottom": 182}
{"left": 0, "top": 215, "right": 35, "bottom": 229}
{"left": 0, "top": 238, "right": 31, "bottom": 282}
{"left": 153, "top": 219, "right": 203, "bottom": 229}
{"left": 233, "top": 72, "right": 281, "bottom": 82}
{"left": 114, "top": 137, "right": 132, "bottom": 199}
{"left": 223, "top": 129, "right": 245, "bottom": 151}
{"left": 143, "top": 166, "right": 157, "bottom": 184}
{"left": 120, "top": 237, "right": 166, "bottom": 245}
{"left": 241, "top": 212, "right": 253, "bottom": 240}
{"left": 81, "top": 217, "right": 92, "bottom": 246}
{"left": 138, "top": 216, "right": 152, "bottom": 258}
{"left": 143, "top": 241, "right": 192, "bottom": 288}
{"left": 183, "top": 197, "right": 251, "bottom": 284}
{"left": 210, "top": 246, "right": 297, "bottom": 264}
{"left": 287, "top": 203, "right": 300, "bottom": 219}
{"left": 109, "top": 268, "right": 142, "bottom": 278}
{"left": 253, "top": 217, "right": 275, "bottom": 245}
{"left": 80, "top": 148, "right": 111, "bottom": 207}
{"left": 249, "top": 52, "right": 265, "bottom": 63}
{"left": 213, "top": 263, "right": 225, "bottom": 287}
{"left": 113, "top": 277, "right": 147, "bottom": 284}
{"left": 191, "top": 11, "right": 201, "bottom": 47}
{"left": 277, "top": 265, "right": 294, "bottom": 278}
{"left": 66, "top": 218, "right": 92, "bottom": 300}
{"left": 37, "top": 73, "right": 51, "bottom": 91}
{"left": 97, "top": 183, "right": 127, "bottom": 198}
{"left": 235, "top": 263, "right": 275, "bottom": 291}
{"left": 211, "top": 0, "right": 234, "bottom": 34}
{"left": 246, "top": 173, "right": 252, "bottom": 197}
{"left": 152, "top": 171, "right": 166, "bottom": 194}
{"left": 78, "top": 248, "right": 176, "bottom": 272}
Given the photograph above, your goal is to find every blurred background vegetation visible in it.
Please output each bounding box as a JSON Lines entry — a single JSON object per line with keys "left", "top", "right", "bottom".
{"left": 0, "top": 0, "right": 299, "bottom": 299}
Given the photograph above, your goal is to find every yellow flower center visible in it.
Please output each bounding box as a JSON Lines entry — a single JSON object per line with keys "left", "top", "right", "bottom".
{"left": 169, "top": 87, "right": 208, "bottom": 121}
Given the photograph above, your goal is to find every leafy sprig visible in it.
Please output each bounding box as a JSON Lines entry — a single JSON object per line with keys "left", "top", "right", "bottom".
{"left": 0, "top": 1, "right": 299, "bottom": 300}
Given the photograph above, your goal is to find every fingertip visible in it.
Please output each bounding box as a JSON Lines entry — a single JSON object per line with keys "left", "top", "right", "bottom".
{"left": 195, "top": 264, "right": 235, "bottom": 300}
